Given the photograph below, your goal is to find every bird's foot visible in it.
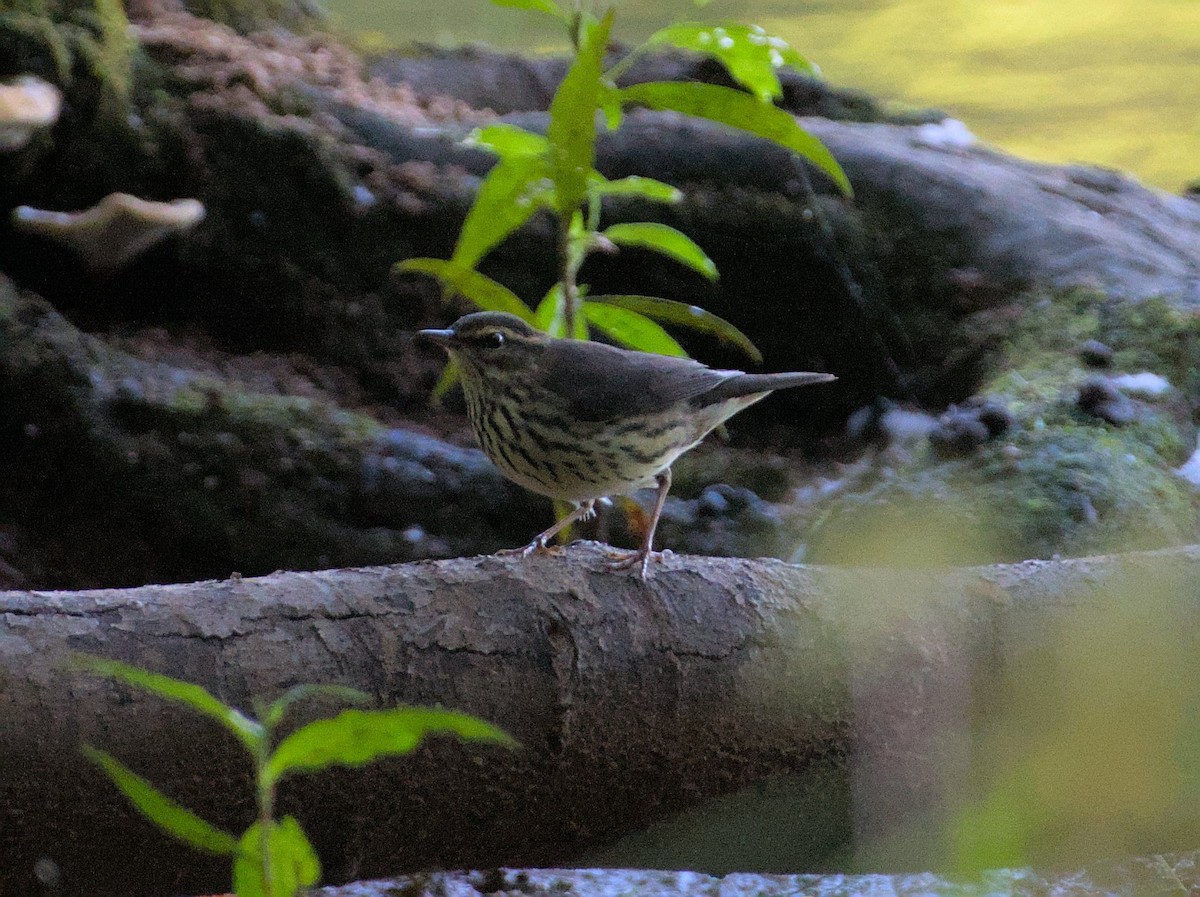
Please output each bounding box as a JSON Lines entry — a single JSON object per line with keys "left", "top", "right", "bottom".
{"left": 604, "top": 547, "right": 668, "bottom": 580}
{"left": 496, "top": 539, "right": 557, "bottom": 559}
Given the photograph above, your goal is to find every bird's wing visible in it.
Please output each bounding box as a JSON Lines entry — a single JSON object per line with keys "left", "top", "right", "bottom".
{"left": 536, "top": 340, "right": 738, "bottom": 422}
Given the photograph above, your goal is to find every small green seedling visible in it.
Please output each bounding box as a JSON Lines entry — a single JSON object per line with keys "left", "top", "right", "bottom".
{"left": 398, "top": 0, "right": 852, "bottom": 377}
{"left": 77, "top": 656, "right": 514, "bottom": 897}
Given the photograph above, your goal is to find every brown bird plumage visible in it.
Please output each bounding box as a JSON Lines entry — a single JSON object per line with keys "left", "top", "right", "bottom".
{"left": 419, "top": 311, "right": 836, "bottom": 577}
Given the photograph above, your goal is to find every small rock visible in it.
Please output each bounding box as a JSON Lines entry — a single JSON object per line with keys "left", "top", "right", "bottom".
{"left": 698, "top": 484, "right": 751, "bottom": 515}
{"left": 914, "top": 117, "right": 976, "bottom": 149}
{"left": 1175, "top": 436, "right": 1200, "bottom": 487}
{"left": 929, "top": 408, "right": 991, "bottom": 458}
{"left": 1079, "top": 339, "right": 1114, "bottom": 368}
{"left": 1077, "top": 376, "right": 1136, "bottom": 425}
{"left": 696, "top": 486, "right": 730, "bottom": 517}
{"left": 968, "top": 400, "right": 1014, "bottom": 439}
{"left": 926, "top": 399, "right": 1012, "bottom": 459}
{"left": 1111, "top": 370, "right": 1172, "bottom": 397}
{"left": 879, "top": 405, "right": 939, "bottom": 445}
{"left": 1077, "top": 377, "right": 1118, "bottom": 410}
{"left": 656, "top": 485, "right": 783, "bottom": 558}
{"left": 845, "top": 398, "right": 887, "bottom": 441}
{"left": 847, "top": 398, "right": 938, "bottom": 446}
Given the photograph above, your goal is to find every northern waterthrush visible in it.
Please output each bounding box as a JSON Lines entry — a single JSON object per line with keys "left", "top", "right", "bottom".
{"left": 419, "top": 311, "right": 836, "bottom": 577}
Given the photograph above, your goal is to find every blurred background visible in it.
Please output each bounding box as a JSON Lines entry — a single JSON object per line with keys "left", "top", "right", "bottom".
{"left": 323, "top": 0, "right": 1200, "bottom": 192}
{"left": 314, "top": 2, "right": 1200, "bottom": 872}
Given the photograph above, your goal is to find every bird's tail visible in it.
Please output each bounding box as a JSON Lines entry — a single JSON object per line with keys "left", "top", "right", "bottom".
{"left": 702, "top": 370, "right": 836, "bottom": 404}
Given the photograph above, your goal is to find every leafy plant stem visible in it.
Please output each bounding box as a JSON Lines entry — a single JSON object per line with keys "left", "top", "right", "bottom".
{"left": 602, "top": 38, "right": 649, "bottom": 83}
{"left": 402, "top": 0, "right": 851, "bottom": 365}
{"left": 256, "top": 740, "right": 276, "bottom": 897}
{"left": 586, "top": 191, "right": 601, "bottom": 233}
{"left": 558, "top": 212, "right": 581, "bottom": 337}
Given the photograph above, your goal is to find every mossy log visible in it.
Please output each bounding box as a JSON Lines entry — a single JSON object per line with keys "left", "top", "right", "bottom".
{"left": 4, "top": 544, "right": 1200, "bottom": 896}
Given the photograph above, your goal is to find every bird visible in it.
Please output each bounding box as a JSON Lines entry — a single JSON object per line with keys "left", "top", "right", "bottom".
{"left": 418, "top": 311, "right": 836, "bottom": 578}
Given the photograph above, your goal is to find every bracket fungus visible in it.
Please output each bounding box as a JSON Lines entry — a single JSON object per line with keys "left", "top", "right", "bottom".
{"left": 12, "top": 193, "right": 206, "bottom": 272}
{"left": 0, "top": 76, "right": 62, "bottom": 151}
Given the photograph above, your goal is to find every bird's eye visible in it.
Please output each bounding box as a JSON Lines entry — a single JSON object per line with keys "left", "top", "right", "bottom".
{"left": 482, "top": 331, "right": 505, "bottom": 349}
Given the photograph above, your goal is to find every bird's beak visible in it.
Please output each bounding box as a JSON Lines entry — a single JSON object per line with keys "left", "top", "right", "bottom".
{"left": 417, "top": 328, "right": 455, "bottom": 349}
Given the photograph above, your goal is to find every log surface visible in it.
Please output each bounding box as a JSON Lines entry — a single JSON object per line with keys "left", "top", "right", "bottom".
{"left": 4, "top": 544, "right": 1200, "bottom": 895}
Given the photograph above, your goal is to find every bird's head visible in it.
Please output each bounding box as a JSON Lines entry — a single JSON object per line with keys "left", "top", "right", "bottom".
{"left": 418, "top": 312, "right": 548, "bottom": 378}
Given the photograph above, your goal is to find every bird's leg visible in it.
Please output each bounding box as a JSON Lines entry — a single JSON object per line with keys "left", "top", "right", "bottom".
{"left": 607, "top": 468, "right": 672, "bottom": 579}
{"left": 499, "top": 499, "right": 596, "bottom": 558}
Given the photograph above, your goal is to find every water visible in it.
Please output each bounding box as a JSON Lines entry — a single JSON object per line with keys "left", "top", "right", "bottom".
{"left": 324, "top": 0, "right": 1200, "bottom": 191}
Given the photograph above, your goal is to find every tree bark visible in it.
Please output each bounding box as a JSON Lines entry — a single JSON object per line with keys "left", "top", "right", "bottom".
{"left": 4, "top": 543, "right": 1200, "bottom": 896}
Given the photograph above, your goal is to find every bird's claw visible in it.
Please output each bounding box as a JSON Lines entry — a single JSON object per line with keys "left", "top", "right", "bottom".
{"left": 496, "top": 540, "right": 558, "bottom": 558}
{"left": 604, "top": 548, "right": 659, "bottom": 580}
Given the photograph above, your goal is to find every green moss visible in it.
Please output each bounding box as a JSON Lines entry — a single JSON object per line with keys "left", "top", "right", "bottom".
{"left": 1103, "top": 297, "right": 1200, "bottom": 398}
{"left": 0, "top": 11, "right": 74, "bottom": 82}
{"left": 141, "top": 379, "right": 385, "bottom": 483}
{"left": 0, "top": 0, "right": 134, "bottom": 109}
{"left": 984, "top": 426, "right": 1195, "bottom": 560}
{"left": 75, "top": 0, "right": 133, "bottom": 103}
{"left": 984, "top": 289, "right": 1200, "bottom": 403}
{"left": 809, "top": 422, "right": 1197, "bottom": 566}
{"left": 809, "top": 288, "right": 1200, "bottom": 565}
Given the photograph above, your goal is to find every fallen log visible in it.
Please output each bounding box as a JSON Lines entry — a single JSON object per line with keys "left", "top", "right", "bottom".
{"left": 4, "top": 544, "right": 1200, "bottom": 896}
{"left": 310, "top": 852, "right": 1200, "bottom": 897}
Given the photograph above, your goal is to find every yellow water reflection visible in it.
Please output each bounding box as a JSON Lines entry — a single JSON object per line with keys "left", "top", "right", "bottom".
{"left": 327, "top": 0, "right": 1200, "bottom": 190}
{"left": 783, "top": 0, "right": 1200, "bottom": 190}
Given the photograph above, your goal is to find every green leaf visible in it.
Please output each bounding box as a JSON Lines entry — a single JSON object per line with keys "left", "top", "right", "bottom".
{"left": 602, "top": 222, "right": 718, "bottom": 280}
{"left": 534, "top": 285, "right": 568, "bottom": 338}
{"left": 546, "top": 9, "right": 615, "bottom": 213}
{"left": 589, "top": 174, "right": 681, "bottom": 203}
{"left": 621, "top": 81, "right": 852, "bottom": 196}
{"left": 76, "top": 655, "right": 262, "bottom": 751}
{"left": 262, "top": 685, "right": 372, "bottom": 730}
{"left": 395, "top": 259, "right": 535, "bottom": 322}
{"left": 489, "top": 0, "right": 565, "bottom": 18}
{"left": 232, "top": 817, "right": 320, "bottom": 897}
{"left": 598, "top": 81, "right": 624, "bottom": 131}
{"left": 646, "top": 23, "right": 815, "bottom": 102}
{"left": 451, "top": 155, "right": 552, "bottom": 269}
{"left": 431, "top": 356, "right": 461, "bottom": 402}
{"left": 466, "top": 124, "right": 550, "bottom": 159}
{"left": 582, "top": 302, "right": 687, "bottom": 356}
{"left": 82, "top": 746, "right": 238, "bottom": 856}
{"left": 586, "top": 294, "right": 762, "bottom": 363}
{"left": 535, "top": 285, "right": 587, "bottom": 340}
{"left": 264, "top": 707, "right": 515, "bottom": 785}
